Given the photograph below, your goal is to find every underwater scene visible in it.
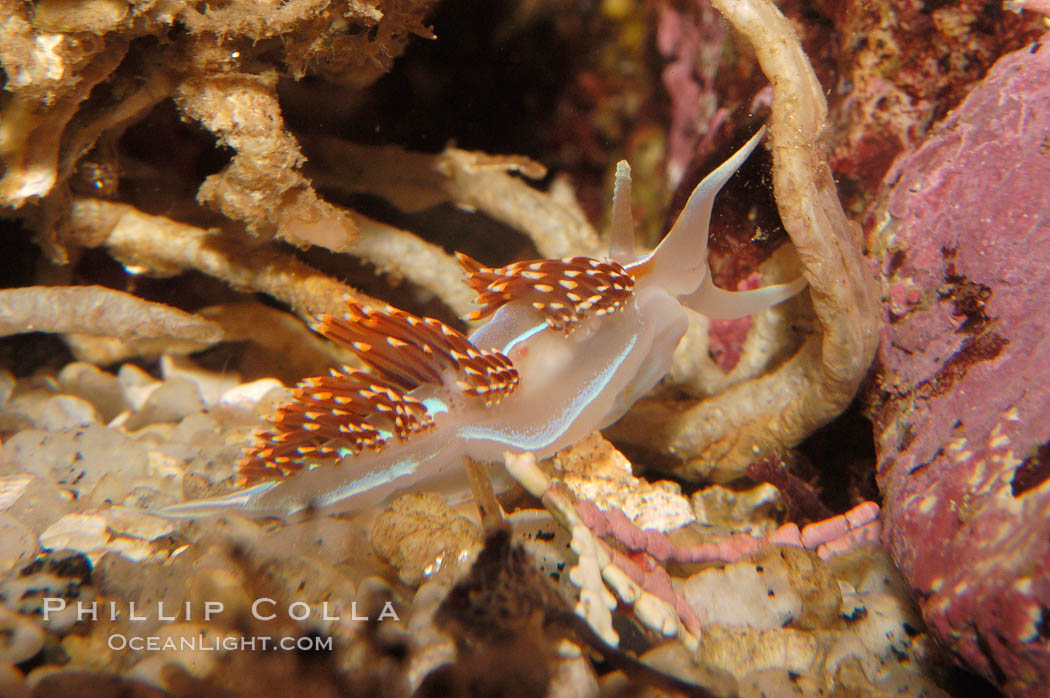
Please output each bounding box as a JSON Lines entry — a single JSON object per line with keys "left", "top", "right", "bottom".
{"left": 0, "top": 0, "right": 1048, "bottom": 696}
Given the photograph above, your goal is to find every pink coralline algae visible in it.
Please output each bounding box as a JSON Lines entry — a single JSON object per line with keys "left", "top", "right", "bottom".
{"left": 707, "top": 273, "right": 761, "bottom": 372}
{"left": 817, "top": 0, "right": 1043, "bottom": 195}
{"left": 656, "top": 0, "right": 726, "bottom": 186}
{"left": 870, "top": 35, "right": 1050, "bottom": 697}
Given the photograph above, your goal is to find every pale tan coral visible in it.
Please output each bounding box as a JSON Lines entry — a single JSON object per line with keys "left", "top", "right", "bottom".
{"left": 65, "top": 198, "right": 379, "bottom": 321}
{"left": 199, "top": 303, "right": 358, "bottom": 382}
{"left": 56, "top": 59, "right": 175, "bottom": 193}
{"left": 607, "top": 0, "right": 881, "bottom": 480}
{"left": 699, "top": 624, "right": 821, "bottom": 680}
{"left": 0, "top": 0, "right": 438, "bottom": 255}
{"left": 0, "top": 5, "right": 127, "bottom": 209}
{"left": 0, "top": 286, "right": 222, "bottom": 344}
{"left": 0, "top": 0, "right": 183, "bottom": 222}
{"left": 58, "top": 334, "right": 218, "bottom": 366}
{"left": 305, "top": 138, "right": 602, "bottom": 258}
{"left": 30, "top": 0, "right": 130, "bottom": 35}
{"left": 175, "top": 0, "right": 331, "bottom": 42}
{"left": 0, "top": 0, "right": 547, "bottom": 370}
{"left": 173, "top": 72, "right": 358, "bottom": 251}
{"left": 176, "top": 0, "right": 436, "bottom": 85}
{"left": 350, "top": 214, "right": 477, "bottom": 317}
{"left": 64, "top": 197, "right": 483, "bottom": 327}
{"left": 0, "top": 0, "right": 467, "bottom": 364}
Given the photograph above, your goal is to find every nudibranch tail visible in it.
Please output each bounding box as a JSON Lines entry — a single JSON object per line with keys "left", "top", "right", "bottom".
{"left": 457, "top": 252, "right": 635, "bottom": 333}
{"left": 152, "top": 481, "right": 282, "bottom": 519}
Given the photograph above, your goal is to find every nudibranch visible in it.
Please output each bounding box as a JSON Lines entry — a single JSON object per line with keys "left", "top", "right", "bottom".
{"left": 158, "top": 129, "right": 805, "bottom": 519}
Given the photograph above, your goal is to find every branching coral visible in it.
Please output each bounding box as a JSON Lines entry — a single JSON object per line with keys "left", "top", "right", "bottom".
{"left": 173, "top": 72, "right": 358, "bottom": 251}
{"left": 64, "top": 199, "right": 378, "bottom": 321}
{"left": 304, "top": 138, "right": 601, "bottom": 259}
{"left": 607, "top": 0, "right": 881, "bottom": 480}
{"left": 0, "top": 0, "right": 611, "bottom": 355}
{"left": 0, "top": 286, "right": 222, "bottom": 344}
{"left": 0, "top": 10, "right": 129, "bottom": 209}
{"left": 503, "top": 445, "right": 881, "bottom": 652}
{"left": 503, "top": 449, "right": 701, "bottom": 651}
{"left": 0, "top": 0, "right": 438, "bottom": 256}
{"left": 348, "top": 213, "right": 478, "bottom": 317}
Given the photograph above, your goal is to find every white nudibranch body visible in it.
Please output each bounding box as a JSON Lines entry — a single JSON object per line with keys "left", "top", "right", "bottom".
{"left": 156, "top": 129, "right": 805, "bottom": 519}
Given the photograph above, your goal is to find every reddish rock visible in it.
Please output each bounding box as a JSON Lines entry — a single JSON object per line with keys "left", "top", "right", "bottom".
{"left": 706, "top": 273, "right": 761, "bottom": 372}
{"left": 870, "top": 35, "right": 1050, "bottom": 697}
{"left": 656, "top": 0, "right": 726, "bottom": 185}
{"left": 812, "top": 0, "right": 1043, "bottom": 195}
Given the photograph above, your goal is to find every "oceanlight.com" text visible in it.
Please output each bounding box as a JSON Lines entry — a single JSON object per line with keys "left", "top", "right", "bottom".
{"left": 106, "top": 633, "right": 334, "bottom": 652}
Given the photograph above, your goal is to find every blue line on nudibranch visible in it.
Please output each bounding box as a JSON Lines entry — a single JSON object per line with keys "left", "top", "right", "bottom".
{"left": 456, "top": 335, "right": 638, "bottom": 452}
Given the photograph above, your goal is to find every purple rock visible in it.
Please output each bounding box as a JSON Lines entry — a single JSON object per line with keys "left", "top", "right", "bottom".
{"left": 870, "top": 35, "right": 1050, "bottom": 697}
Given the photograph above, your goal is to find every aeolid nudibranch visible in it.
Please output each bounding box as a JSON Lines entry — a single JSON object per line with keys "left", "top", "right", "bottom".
{"left": 158, "top": 128, "right": 805, "bottom": 519}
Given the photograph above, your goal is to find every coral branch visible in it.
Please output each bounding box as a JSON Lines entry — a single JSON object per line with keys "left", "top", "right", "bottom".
{"left": 0, "top": 286, "right": 222, "bottom": 344}
{"left": 503, "top": 451, "right": 699, "bottom": 650}
{"left": 173, "top": 72, "right": 357, "bottom": 251}
{"left": 352, "top": 214, "right": 477, "bottom": 318}
{"left": 507, "top": 449, "right": 884, "bottom": 657}
{"left": 574, "top": 497, "right": 880, "bottom": 566}
{"left": 304, "top": 138, "right": 602, "bottom": 258}
{"left": 0, "top": 27, "right": 128, "bottom": 208}
{"left": 199, "top": 303, "right": 356, "bottom": 381}
{"left": 604, "top": 547, "right": 703, "bottom": 638}
{"left": 58, "top": 60, "right": 176, "bottom": 188}
{"left": 65, "top": 198, "right": 380, "bottom": 320}
{"left": 609, "top": 0, "right": 881, "bottom": 480}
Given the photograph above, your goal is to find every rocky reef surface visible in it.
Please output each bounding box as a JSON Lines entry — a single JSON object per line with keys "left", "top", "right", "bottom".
{"left": 0, "top": 360, "right": 944, "bottom": 696}
{"left": 870, "top": 35, "right": 1050, "bottom": 698}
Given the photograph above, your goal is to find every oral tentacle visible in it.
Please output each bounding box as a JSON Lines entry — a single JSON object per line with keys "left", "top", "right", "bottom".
{"left": 681, "top": 265, "right": 808, "bottom": 319}
{"left": 628, "top": 127, "right": 767, "bottom": 296}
